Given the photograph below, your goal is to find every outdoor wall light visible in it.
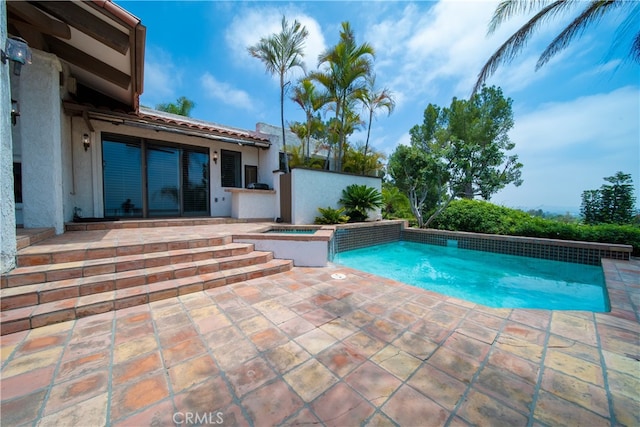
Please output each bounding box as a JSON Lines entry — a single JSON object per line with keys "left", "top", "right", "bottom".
{"left": 1, "top": 37, "right": 32, "bottom": 76}
{"left": 83, "top": 133, "right": 90, "bottom": 151}
{"left": 11, "top": 99, "right": 19, "bottom": 126}
{"left": 213, "top": 150, "right": 218, "bottom": 164}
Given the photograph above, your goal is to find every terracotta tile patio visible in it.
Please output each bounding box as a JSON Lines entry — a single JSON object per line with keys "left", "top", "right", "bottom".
{"left": 1, "top": 227, "right": 639, "bottom": 426}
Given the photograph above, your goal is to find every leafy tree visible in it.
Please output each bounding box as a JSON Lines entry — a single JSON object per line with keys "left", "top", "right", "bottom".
{"left": 360, "top": 74, "right": 395, "bottom": 174}
{"left": 248, "top": 16, "right": 309, "bottom": 173}
{"left": 156, "top": 96, "right": 195, "bottom": 117}
{"left": 387, "top": 143, "right": 447, "bottom": 228}
{"left": 581, "top": 171, "right": 636, "bottom": 224}
{"left": 474, "top": 0, "right": 640, "bottom": 93}
{"left": 390, "top": 86, "right": 523, "bottom": 227}
{"left": 311, "top": 22, "right": 374, "bottom": 172}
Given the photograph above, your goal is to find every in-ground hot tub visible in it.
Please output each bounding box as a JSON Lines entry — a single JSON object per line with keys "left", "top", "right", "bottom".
{"left": 233, "top": 225, "right": 335, "bottom": 267}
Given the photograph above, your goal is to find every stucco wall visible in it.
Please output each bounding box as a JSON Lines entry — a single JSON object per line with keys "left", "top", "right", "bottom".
{"left": 1, "top": 1, "right": 17, "bottom": 273}
{"left": 227, "top": 189, "right": 276, "bottom": 220}
{"left": 290, "top": 168, "right": 382, "bottom": 225}
{"left": 18, "top": 50, "right": 64, "bottom": 233}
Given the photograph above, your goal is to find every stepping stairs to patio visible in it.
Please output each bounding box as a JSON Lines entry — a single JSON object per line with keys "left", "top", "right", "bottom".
{"left": 0, "top": 233, "right": 292, "bottom": 335}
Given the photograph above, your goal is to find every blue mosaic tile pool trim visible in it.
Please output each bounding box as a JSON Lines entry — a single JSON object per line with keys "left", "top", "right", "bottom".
{"left": 402, "top": 228, "right": 631, "bottom": 266}
{"left": 333, "top": 222, "right": 403, "bottom": 253}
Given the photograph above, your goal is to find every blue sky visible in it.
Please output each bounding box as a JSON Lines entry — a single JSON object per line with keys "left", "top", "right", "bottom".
{"left": 118, "top": 0, "right": 639, "bottom": 213}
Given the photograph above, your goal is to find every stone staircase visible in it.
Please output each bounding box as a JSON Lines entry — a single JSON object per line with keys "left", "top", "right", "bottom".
{"left": 1, "top": 221, "right": 292, "bottom": 335}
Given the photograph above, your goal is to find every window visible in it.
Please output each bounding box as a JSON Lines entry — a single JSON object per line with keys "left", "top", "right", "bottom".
{"left": 13, "top": 162, "right": 22, "bottom": 203}
{"left": 245, "top": 165, "right": 257, "bottom": 188}
{"left": 102, "top": 134, "right": 209, "bottom": 217}
{"left": 221, "top": 150, "right": 241, "bottom": 187}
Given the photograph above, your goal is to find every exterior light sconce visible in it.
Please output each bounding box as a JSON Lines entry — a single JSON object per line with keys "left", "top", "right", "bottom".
{"left": 82, "top": 133, "right": 90, "bottom": 151}
{"left": 213, "top": 150, "right": 218, "bottom": 164}
{"left": 11, "top": 99, "right": 19, "bottom": 126}
{"left": 1, "top": 37, "right": 32, "bottom": 76}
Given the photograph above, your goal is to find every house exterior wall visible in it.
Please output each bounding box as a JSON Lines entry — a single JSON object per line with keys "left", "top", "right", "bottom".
{"left": 290, "top": 168, "right": 382, "bottom": 225}
{"left": 69, "top": 121, "right": 263, "bottom": 219}
{"left": 16, "top": 50, "right": 65, "bottom": 233}
{"left": 1, "top": 1, "right": 17, "bottom": 273}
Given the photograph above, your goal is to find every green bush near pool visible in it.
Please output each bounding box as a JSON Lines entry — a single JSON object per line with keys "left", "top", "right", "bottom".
{"left": 431, "top": 199, "right": 640, "bottom": 256}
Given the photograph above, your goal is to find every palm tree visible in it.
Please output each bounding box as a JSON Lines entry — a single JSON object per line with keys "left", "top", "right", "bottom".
{"left": 311, "top": 22, "right": 374, "bottom": 172}
{"left": 290, "top": 78, "right": 326, "bottom": 163}
{"left": 156, "top": 96, "right": 195, "bottom": 117}
{"left": 248, "top": 16, "right": 309, "bottom": 173}
{"left": 473, "top": 0, "right": 640, "bottom": 94}
{"left": 360, "top": 74, "right": 395, "bottom": 175}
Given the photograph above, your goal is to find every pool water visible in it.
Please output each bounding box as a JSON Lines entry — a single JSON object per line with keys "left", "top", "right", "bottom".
{"left": 333, "top": 241, "right": 609, "bottom": 311}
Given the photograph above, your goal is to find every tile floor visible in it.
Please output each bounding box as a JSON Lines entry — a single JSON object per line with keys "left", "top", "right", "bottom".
{"left": 1, "top": 242, "right": 639, "bottom": 426}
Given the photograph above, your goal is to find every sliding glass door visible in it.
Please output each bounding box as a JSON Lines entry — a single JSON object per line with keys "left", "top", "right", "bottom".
{"left": 102, "top": 136, "right": 209, "bottom": 218}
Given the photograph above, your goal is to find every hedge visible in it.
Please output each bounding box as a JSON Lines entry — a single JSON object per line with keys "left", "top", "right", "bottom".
{"left": 430, "top": 199, "right": 640, "bottom": 256}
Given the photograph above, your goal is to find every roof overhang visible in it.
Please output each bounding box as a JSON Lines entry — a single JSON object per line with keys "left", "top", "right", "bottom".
{"left": 7, "top": 0, "right": 145, "bottom": 112}
{"left": 63, "top": 101, "right": 272, "bottom": 148}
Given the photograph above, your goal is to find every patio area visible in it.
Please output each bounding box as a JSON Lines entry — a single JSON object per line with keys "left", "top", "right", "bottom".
{"left": 1, "top": 224, "right": 639, "bottom": 426}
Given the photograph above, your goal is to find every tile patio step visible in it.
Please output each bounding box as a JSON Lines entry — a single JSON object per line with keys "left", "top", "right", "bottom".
{"left": 0, "top": 250, "right": 275, "bottom": 311}
{"left": 0, "top": 258, "right": 293, "bottom": 335}
{"left": 4, "top": 243, "right": 255, "bottom": 288}
{"left": 15, "top": 235, "right": 234, "bottom": 267}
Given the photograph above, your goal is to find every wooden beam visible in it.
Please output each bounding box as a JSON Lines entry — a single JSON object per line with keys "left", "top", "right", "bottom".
{"left": 46, "top": 36, "right": 131, "bottom": 90}
{"left": 6, "top": 1, "right": 71, "bottom": 39}
{"left": 34, "top": 1, "right": 130, "bottom": 55}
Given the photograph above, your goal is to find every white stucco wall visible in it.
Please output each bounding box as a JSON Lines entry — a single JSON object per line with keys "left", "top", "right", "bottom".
{"left": 227, "top": 189, "right": 277, "bottom": 220}
{"left": 235, "top": 238, "right": 328, "bottom": 267}
{"left": 1, "top": 1, "right": 17, "bottom": 273}
{"left": 290, "top": 168, "right": 382, "bottom": 225}
{"left": 18, "top": 50, "right": 64, "bottom": 233}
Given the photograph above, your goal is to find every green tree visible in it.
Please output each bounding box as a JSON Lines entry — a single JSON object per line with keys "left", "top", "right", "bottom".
{"left": 311, "top": 22, "right": 374, "bottom": 172}
{"left": 156, "top": 96, "right": 195, "bottom": 117}
{"left": 387, "top": 144, "right": 447, "bottom": 228}
{"left": 581, "top": 171, "right": 636, "bottom": 224}
{"left": 390, "top": 86, "right": 523, "bottom": 227}
{"left": 474, "top": 0, "right": 640, "bottom": 93}
{"left": 439, "top": 86, "right": 523, "bottom": 199}
{"left": 360, "top": 74, "right": 396, "bottom": 174}
{"left": 248, "top": 16, "right": 309, "bottom": 173}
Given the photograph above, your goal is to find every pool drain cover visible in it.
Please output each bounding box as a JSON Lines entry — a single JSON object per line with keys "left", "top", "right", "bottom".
{"left": 331, "top": 273, "right": 346, "bottom": 280}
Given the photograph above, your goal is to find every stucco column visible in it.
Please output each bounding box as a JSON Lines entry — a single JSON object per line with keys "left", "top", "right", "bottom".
{"left": 19, "top": 50, "right": 64, "bottom": 233}
{"left": 0, "top": 2, "right": 17, "bottom": 273}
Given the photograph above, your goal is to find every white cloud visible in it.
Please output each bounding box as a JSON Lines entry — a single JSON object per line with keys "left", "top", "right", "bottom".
{"left": 365, "top": 0, "right": 580, "bottom": 101}
{"left": 200, "top": 73, "right": 255, "bottom": 111}
{"left": 140, "top": 46, "right": 183, "bottom": 106}
{"left": 495, "top": 85, "right": 640, "bottom": 210}
{"left": 225, "top": 7, "right": 326, "bottom": 80}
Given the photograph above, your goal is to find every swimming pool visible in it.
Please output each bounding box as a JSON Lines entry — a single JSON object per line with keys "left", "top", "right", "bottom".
{"left": 333, "top": 241, "right": 609, "bottom": 311}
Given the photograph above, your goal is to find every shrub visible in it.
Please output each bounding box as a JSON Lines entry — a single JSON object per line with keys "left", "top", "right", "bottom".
{"left": 339, "top": 184, "right": 383, "bottom": 222}
{"left": 314, "top": 206, "right": 349, "bottom": 225}
{"left": 431, "top": 199, "right": 640, "bottom": 255}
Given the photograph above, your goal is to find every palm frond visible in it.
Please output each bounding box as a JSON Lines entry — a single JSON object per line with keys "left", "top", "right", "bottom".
{"left": 488, "top": 0, "right": 556, "bottom": 34}
{"left": 473, "top": 0, "right": 576, "bottom": 94}
{"left": 536, "top": 0, "right": 618, "bottom": 69}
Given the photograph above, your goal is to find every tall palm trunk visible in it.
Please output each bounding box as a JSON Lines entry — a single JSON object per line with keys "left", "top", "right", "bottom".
{"left": 280, "top": 74, "right": 289, "bottom": 174}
